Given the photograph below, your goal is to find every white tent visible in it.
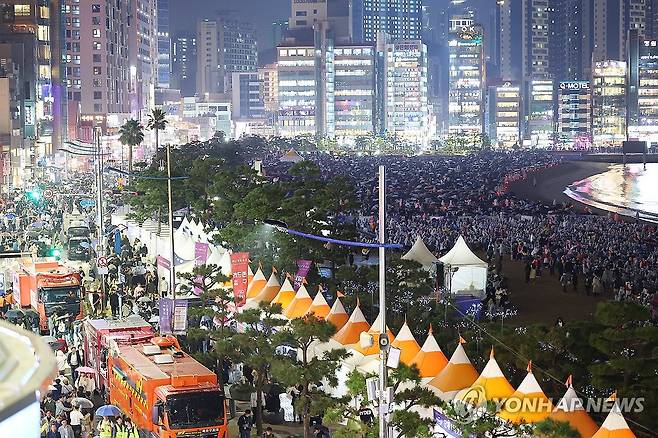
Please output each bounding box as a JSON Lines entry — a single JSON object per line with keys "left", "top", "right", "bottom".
{"left": 439, "top": 236, "right": 488, "bottom": 298}
{"left": 401, "top": 236, "right": 438, "bottom": 269}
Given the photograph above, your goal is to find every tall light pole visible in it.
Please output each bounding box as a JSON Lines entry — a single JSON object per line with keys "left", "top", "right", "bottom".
{"left": 377, "top": 165, "right": 389, "bottom": 438}
{"left": 264, "top": 166, "right": 393, "bottom": 437}
{"left": 94, "top": 127, "right": 106, "bottom": 312}
{"left": 165, "top": 142, "right": 176, "bottom": 332}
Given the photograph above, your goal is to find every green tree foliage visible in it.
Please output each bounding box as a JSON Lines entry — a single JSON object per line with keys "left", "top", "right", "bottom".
{"left": 271, "top": 314, "right": 349, "bottom": 438}
{"left": 533, "top": 418, "right": 581, "bottom": 438}
{"left": 118, "top": 119, "right": 144, "bottom": 175}
{"left": 147, "top": 108, "right": 168, "bottom": 153}
{"left": 233, "top": 302, "right": 288, "bottom": 435}
{"left": 178, "top": 264, "right": 235, "bottom": 384}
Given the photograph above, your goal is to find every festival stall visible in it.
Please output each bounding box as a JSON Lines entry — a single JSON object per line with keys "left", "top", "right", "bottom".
{"left": 498, "top": 364, "right": 552, "bottom": 424}
{"left": 439, "top": 236, "right": 488, "bottom": 299}
{"left": 427, "top": 340, "right": 479, "bottom": 401}
{"left": 592, "top": 397, "right": 637, "bottom": 438}
{"left": 455, "top": 347, "right": 514, "bottom": 403}
{"left": 410, "top": 325, "right": 448, "bottom": 384}
{"left": 401, "top": 236, "right": 439, "bottom": 270}
{"left": 550, "top": 379, "right": 599, "bottom": 438}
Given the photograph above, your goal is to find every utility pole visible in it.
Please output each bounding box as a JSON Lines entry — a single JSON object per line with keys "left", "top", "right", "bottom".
{"left": 378, "top": 165, "right": 389, "bottom": 438}
{"left": 166, "top": 142, "right": 176, "bottom": 332}
{"left": 94, "top": 127, "right": 106, "bottom": 313}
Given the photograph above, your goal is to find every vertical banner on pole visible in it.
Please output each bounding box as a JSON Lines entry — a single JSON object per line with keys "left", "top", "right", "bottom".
{"left": 230, "top": 252, "right": 250, "bottom": 306}
{"left": 193, "top": 242, "right": 210, "bottom": 295}
{"left": 293, "top": 260, "right": 313, "bottom": 290}
{"left": 173, "top": 300, "right": 189, "bottom": 333}
{"left": 159, "top": 298, "right": 173, "bottom": 334}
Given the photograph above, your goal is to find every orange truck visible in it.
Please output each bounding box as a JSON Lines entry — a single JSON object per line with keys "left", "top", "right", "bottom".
{"left": 84, "top": 318, "right": 229, "bottom": 438}
{"left": 12, "top": 259, "right": 83, "bottom": 332}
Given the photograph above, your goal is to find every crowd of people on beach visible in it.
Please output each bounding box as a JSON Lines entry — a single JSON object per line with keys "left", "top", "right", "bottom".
{"left": 260, "top": 149, "right": 658, "bottom": 318}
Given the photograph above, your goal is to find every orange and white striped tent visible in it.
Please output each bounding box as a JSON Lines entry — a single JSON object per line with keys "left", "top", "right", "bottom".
{"left": 351, "top": 312, "right": 395, "bottom": 358}
{"left": 250, "top": 272, "right": 280, "bottom": 304}
{"left": 283, "top": 284, "right": 313, "bottom": 319}
{"left": 333, "top": 302, "right": 370, "bottom": 345}
{"left": 456, "top": 347, "right": 514, "bottom": 404}
{"left": 410, "top": 325, "right": 448, "bottom": 381}
{"left": 305, "top": 291, "right": 331, "bottom": 318}
{"left": 246, "top": 267, "right": 267, "bottom": 299}
{"left": 350, "top": 312, "right": 395, "bottom": 372}
{"left": 271, "top": 278, "right": 296, "bottom": 310}
{"left": 499, "top": 363, "right": 553, "bottom": 424}
{"left": 247, "top": 265, "right": 254, "bottom": 284}
{"left": 390, "top": 319, "right": 421, "bottom": 366}
{"left": 427, "top": 340, "right": 479, "bottom": 401}
{"left": 326, "top": 297, "right": 349, "bottom": 331}
{"left": 550, "top": 379, "right": 598, "bottom": 438}
{"left": 592, "top": 395, "right": 636, "bottom": 438}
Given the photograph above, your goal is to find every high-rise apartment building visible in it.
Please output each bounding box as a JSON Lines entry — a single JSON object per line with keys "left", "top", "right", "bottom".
{"left": 628, "top": 35, "right": 658, "bottom": 143}
{"left": 383, "top": 39, "right": 429, "bottom": 144}
{"left": 231, "top": 72, "right": 264, "bottom": 120}
{"left": 0, "top": 0, "right": 64, "bottom": 152}
{"left": 355, "top": 0, "right": 423, "bottom": 44}
{"left": 526, "top": 79, "right": 555, "bottom": 147}
{"left": 172, "top": 32, "right": 196, "bottom": 97}
{"left": 196, "top": 17, "right": 257, "bottom": 96}
{"left": 276, "top": 46, "right": 316, "bottom": 136}
{"left": 129, "top": 0, "right": 158, "bottom": 117}
{"left": 259, "top": 63, "right": 278, "bottom": 114}
{"left": 495, "top": 0, "right": 522, "bottom": 81}
{"left": 551, "top": 0, "right": 594, "bottom": 81}
{"left": 522, "top": 0, "right": 551, "bottom": 80}
{"left": 557, "top": 81, "right": 592, "bottom": 147}
{"left": 156, "top": 0, "right": 171, "bottom": 88}
{"left": 592, "top": 60, "right": 627, "bottom": 146}
{"left": 334, "top": 45, "right": 375, "bottom": 138}
{"left": 448, "top": 15, "right": 485, "bottom": 136}
{"left": 486, "top": 81, "right": 522, "bottom": 148}
{"left": 61, "top": 0, "right": 132, "bottom": 139}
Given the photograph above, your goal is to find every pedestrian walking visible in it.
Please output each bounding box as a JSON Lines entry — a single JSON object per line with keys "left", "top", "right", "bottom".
{"left": 237, "top": 409, "right": 253, "bottom": 438}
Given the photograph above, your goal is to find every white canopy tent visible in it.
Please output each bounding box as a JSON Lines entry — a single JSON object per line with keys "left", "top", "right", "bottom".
{"left": 401, "top": 236, "right": 438, "bottom": 270}
{"left": 439, "top": 236, "right": 488, "bottom": 298}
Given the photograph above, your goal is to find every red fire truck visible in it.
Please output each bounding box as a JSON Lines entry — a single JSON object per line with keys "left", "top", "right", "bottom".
{"left": 83, "top": 317, "right": 228, "bottom": 438}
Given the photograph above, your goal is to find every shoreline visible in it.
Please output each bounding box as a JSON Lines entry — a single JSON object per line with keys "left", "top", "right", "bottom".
{"left": 509, "top": 161, "right": 613, "bottom": 214}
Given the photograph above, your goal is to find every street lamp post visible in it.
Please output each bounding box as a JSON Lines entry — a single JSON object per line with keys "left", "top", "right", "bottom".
{"left": 265, "top": 165, "right": 395, "bottom": 437}
{"left": 166, "top": 142, "right": 176, "bottom": 332}
{"left": 94, "top": 127, "right": 106, "bottom": 314}
{"left": 377, "top": 165, "right": 389, "bottom": 438}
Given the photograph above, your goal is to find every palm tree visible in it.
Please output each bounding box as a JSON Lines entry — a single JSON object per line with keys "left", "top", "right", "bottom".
{"left": 146, "top": 108, "right": 168, "bottom": 154}
{"left": 118, "top": 119, "right": 144, "bottom": 176}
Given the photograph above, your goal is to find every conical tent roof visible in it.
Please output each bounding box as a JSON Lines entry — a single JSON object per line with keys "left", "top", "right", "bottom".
{"left": 283, "top": 284, "right": 313, "bottom": 319}
{"left": 246, "top": 267, "right": 267, "bottom": 299}
{"left": 271, "top": 278, "right": 296, "bottom": 310}
{"left": 401, "top": 236, "right": 439, "bottom": 268}
{"left": 248, "top": 265, "right": 254, "bottom": 284}
{"left": 427, "top": 342, "right": 479, "bottom": 400}
{"left": 456, "top": 348, "right": 514, "bottom": 403}
{"left": 551, "top": 384, "right": 598, "bottom": 438}
{"left": 390, "top": 320, "right": 421, "bottom": 365}
{"left": 499, "top": 367, "right": 553, "bottom": 424}
{"left": 305, "top": 291, "right": 331, "bottom": 318}
{"left": 351, "top": 312, "right": 395, "bottom": 357}
{"left": 252, "top": 272, "right": 280, "bottom": 303}
{"left": 410, "top": 325, "right": 448, "bottom": 378}
{"left": 326, "top": 298, "right": 349, "bottom": 331}
{"left": 439, "top": 236, "right": 488, "bottom": 267}
{"left": 592, "top": 397, "right": 636, "bottom": 438}
{"left": 280, "top": 148, "right": 304, "bottom": 163}
{"left": 333, "top": 303, "right": 370, "bottom": 345}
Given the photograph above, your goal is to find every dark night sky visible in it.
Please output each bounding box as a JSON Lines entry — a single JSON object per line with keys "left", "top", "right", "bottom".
{"left": 170, "top": 0, "right": 291, "bottom": 56}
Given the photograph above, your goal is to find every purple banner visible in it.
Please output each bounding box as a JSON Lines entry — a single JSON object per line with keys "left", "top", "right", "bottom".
{"left": 432, "top": 409, "right": 462, "bottom": 438}
{"left": 159, "top": 298, "right": 173, "bottom": 334}
{"left": 293, "top": 259, "right": 313, "bottom": 291}
{"left": 159, "top": 298, "right": 189, "bottom": 334}
{"left": 193, "top": 243, "right": 210, "bottom": 295}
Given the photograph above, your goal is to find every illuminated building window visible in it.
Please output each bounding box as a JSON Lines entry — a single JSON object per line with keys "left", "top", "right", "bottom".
{"left": 14, "top": 4, "right": 30, "bottom": 16}
{"left": 39, "top": 6, "right": 49, "bottom": 18}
